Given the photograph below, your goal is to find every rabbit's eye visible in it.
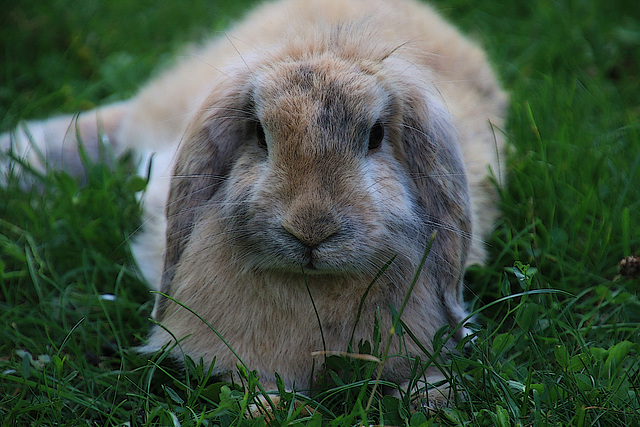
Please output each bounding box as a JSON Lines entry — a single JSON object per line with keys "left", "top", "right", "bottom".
{"left": 255, "top": 121, "right": 267, "bottom": 150}
{"left": 368, "top": 121, "right": 384, "bottom": 151}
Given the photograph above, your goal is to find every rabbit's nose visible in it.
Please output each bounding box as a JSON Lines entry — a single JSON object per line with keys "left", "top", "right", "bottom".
{"left": 281, "top": 209, "right": 341, "bottom": 249}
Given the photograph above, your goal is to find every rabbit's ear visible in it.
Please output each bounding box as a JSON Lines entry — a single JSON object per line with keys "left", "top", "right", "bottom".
{"left": 155, "top": 76, "right": 252, "bottom": 318}
{"left": 399, "top": 83, "right": 473, "bottom": 338}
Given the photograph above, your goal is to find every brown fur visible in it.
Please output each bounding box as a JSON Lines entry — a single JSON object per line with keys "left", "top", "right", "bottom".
{"left": 2, "top": 0, "right": 507, "bottom": 407}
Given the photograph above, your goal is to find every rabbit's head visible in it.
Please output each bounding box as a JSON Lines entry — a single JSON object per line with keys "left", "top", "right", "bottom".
{"left": 155, "top": 38, "right": 473, "bottom": 342}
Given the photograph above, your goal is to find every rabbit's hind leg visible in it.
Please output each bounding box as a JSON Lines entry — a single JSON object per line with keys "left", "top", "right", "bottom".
{"left": 0, "top": 101, "right": 132, "bottom": 183}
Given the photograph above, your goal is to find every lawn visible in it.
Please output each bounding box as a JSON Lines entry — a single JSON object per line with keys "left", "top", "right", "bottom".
{"left": 1, "top": 0, "right": 639, "bottom": 425}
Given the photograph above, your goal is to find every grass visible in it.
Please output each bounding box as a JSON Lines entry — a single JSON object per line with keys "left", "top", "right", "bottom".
{"left": 1, "top": 0, "right": 640, "bottom": 425}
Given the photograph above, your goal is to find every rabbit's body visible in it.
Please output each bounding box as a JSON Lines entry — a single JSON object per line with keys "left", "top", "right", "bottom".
{"left": 2, "top": 0, "right": 506, "bottom": 404}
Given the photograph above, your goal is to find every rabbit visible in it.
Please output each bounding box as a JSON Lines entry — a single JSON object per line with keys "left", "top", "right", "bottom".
{"left": 1, "top": 0, "right": 507, "bottom": 409}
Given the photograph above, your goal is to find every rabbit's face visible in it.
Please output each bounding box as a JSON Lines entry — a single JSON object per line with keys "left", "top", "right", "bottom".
{"left": 161, "top": 48, "right": 471, "bottom": 312}
{"left": 224, "top": 57, "right": 422, "bottom": 277}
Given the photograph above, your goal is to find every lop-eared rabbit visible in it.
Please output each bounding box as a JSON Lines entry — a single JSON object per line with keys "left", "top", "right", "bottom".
{"left": 2, "top": 0, "right": 506, "bottom": 409}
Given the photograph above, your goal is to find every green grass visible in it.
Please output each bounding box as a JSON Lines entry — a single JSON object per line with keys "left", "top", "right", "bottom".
{"left": 1, "top": 0, "right": 640, "bottom": 425}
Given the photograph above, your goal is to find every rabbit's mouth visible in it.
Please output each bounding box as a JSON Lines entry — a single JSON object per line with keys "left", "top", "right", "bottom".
{"left": 255, "top": 226, "right": 374, "bottom": 276}
{"left": 299, "top": 252, "right": 346, "bottom": 275}
{"left": 265, "top": 254, "right": 352, "bottom": 276}
{"left": 249, "top": 239, "right": 389, "bottom": 279}
{"left": 302, "top": 259, "right": 319, "bottom": 272}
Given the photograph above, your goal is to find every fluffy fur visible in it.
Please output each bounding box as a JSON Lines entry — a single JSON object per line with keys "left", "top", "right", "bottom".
{"left": 2, "top": 0, "right": 507, "bottom": 406}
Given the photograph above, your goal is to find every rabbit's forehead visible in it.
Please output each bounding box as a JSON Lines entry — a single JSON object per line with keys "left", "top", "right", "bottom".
{"left": 253, "top": 59, "right": 389, "bottom": 129}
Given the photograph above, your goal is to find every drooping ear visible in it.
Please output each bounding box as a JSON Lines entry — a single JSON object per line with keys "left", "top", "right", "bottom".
{"left": 398, "top": 82, "right": 473, "bottom": 339}
{"left": 155, "top": 76, "right": 253, "bottom": 318}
